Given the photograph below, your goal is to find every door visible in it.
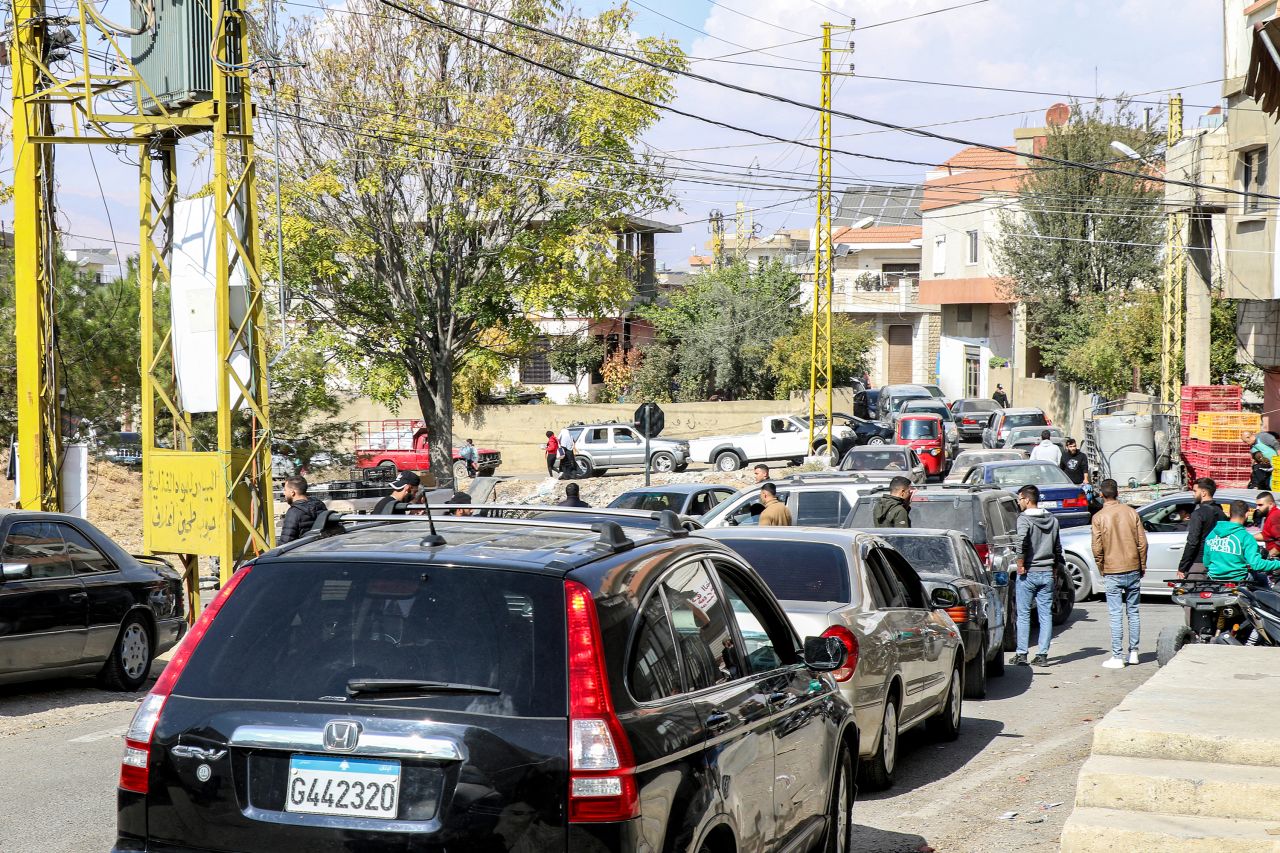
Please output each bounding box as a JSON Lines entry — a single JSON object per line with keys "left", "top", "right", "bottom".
{"left": 864, "top": 547, "right": 939, "bottom": 725}
{"left": 714, "top": 562, "right": 837, "bottom": 847}
{"left": 767, "top": 417, "right": 804, "bottom": 459}
{"left": 0, "top": 521, "right": 88, "bottom": 675}
{"left": 1140, "top": 499, "right": 1206, "bottom": 591}
{"left": 964, "top": 346, "right": 981, "bottom": 399}
{"left": 790, "top": 489, "right": 853, "bottom": 527}
{"left": 662, "top": 561, "right": 776, "bottom": 852}
{"left": 887, "top": 325, "right": 913, "bottom": 385}
{"left": 59, "top": 522, "right": 133, "bottom": 662}
{"left": 580, "top": 425, "right": 611, "bottom": 465}
{"left": 610, "top": 426, "right": 645, "bottom": 466}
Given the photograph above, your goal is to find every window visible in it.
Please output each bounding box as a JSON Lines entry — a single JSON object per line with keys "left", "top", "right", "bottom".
{"left": 612, "top": 427, "right": 639, "bottom": 444}
{"left": 518, "top": 338, "right": 552, "bottom": 384}
{"left": 878, "top": 549, "right": 926, "bottom": 608}
{"left": 628, "top": 591, "right": 685, "bottom": 703}
{"left": 793, "top": 490, "right": 853, "bottom": 527}
{"left": 966, "top": 229, "right": 979, "bottom": 264}
{"left": 57, "top": 524, "right": 115, "bottom": 574}
{"left": 879, "top": 535, "right": 959, "bottom": 577}
{"left": 1, "top": 522, "right": 73, "bottom": 579}
{"left": 899, "top": 419, "right": 939, "bottom": 440}
{"left": 717, "top": 539, "right": 852, "bottom": 603}
{"left": 956, "top": 304, "right": 974, "bottom": 323}
{"left": 932, "top": 235, "right": 946, "bottom": 275}
{"left": 718, "top": 570, "right": 795, "bottom": 674}
{"left": 1244, "top": 148, "right": 1268, "bottom": 213}
{"left": 864, "top": 549, "right": 909, "bottom": 609}
{"left": 661, "top": 562, "right": 741, "bottom": 689}
{"left": 1144, "top": 501, "right": 1199, "bottom": 532}
{"left": 964, "top": 347, "right": 981, "bottom": 398}
{"left": 583, "top": 428, "right": 609, "bottom": 444}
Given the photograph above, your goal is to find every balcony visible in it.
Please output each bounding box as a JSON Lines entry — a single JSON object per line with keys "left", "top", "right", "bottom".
{"left": 798, "top": 272, "right": 934, "bottom": 313}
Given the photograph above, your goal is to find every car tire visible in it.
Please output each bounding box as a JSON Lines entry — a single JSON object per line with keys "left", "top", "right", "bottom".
{"left": 986, "top": 641, "right": 1006, "bottom": 677}
{"left": 927, "top": 666, "right": 963, "bottom": 742}
{"left": 572, "top": 455, "right": 595, "bottom": 478}
{"left": 1002, "top": 597, "right": 1017, "bottom": 652}
{"left": 1157, "top": 625, "right": 1197, "bottom": 667}
{"left": 99, "top": 613, "right": 153, "bottom": 692}
{"left": 965, "top": 638, "right": 988, "bottom": 699}
{"left": 674, "top": 463, "right": 688, "bottom": 473}
{"left": 1065, "top": 554, "right": 1092, "bottom": 602}
{"left": 823, "top": 745, "right": 854, "bottom": 853}
{"left": 377, "top": 460, "right": 397, "bottom": 474}
{"left": 1052, "top": 570, "right": 1075, "bottom": 626}
{"left": 859, "top": 695, "right": 898, "bottom": 791}
{"left": 867, "top": 436, "right": 887, "bottom": 446}
{"left": 593, "top": 468, "right": 608, "bottom": 476}
{"left": 715, "top": 451, "right": 742, "bottom": 472}
{"left": 477, "top": 465, "right": 497, "bottom": 477}
{"left": 650, "top": 452, "right": 675, "bottom": 473}
{"left": 812, "top": 442, "right": 838, "bottom": 464}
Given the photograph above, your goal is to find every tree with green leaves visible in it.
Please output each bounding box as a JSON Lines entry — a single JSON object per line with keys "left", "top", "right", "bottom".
{"left": 268, "top": 0, "right": 682, "bottom": 482}
{"left": 767, "top": 313, "right": 875, "bottom": 400}
{"left": 549, "top": 334, "right": 606, "bottom": 399}
{"left": 992, "top": 101, "right": 1165, "bottom": 383}
{"left": 639, "top": 260, "right": 800, "bottom": 400}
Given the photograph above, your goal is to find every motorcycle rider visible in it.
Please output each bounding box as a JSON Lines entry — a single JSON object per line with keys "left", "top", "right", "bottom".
{"left": 1204, "top": 500, "right": 1280, "bottom": 582}
{"left": 1176, "top": 478, "right": 1227, "bottom": 580}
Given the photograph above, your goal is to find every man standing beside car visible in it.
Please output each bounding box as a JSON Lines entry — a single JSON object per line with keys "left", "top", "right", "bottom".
{"left": 758, "top": 482, "right": 793, "bottom": 526}
{"left": 279, "top": 476, "right": 327, "bottom": 544}
{"left": 1029, "top": 430, "right": 1062, "bottom": 465}
{"left": 993, "top": 384, "right": 1010, "bottom": 408}
{"left": 1176, "top": 478, "right": 1226, "bottom": 580}
{"left": 1013, "top": 484, "right": 1062, "bottom": 667}
{"left": 872, "top": 477, "right": 913, "bottom": 528}
{"left": 1060, "top": 438, "right": 1089, "bottom": 485}
{"left": 1091, "top": 479, "right": 1147, "bottom": 669}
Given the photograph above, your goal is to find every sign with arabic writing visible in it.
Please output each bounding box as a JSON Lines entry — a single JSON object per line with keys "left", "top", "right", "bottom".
{"left": 143, "top": 451, "right": 245, "bottom": 555}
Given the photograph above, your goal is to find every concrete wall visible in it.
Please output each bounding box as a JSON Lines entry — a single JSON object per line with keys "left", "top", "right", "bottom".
{"left": 987, "top": 368, "right": 1093, "bottom": 440}
{"left": 340, "top": 398, "right": 805, "bottom": 474}
{"left": 922, "top": 200, "right": 1006, "bottom": 280}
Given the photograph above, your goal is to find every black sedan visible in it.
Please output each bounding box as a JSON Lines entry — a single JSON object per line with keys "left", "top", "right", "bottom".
{"left": 0, "top": 511, "right": 186, "bottom": 690}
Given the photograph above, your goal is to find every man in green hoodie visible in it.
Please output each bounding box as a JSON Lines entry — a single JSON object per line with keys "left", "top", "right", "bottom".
{"left": 1204, "top": 500, "right": 1280, "bottom": 582}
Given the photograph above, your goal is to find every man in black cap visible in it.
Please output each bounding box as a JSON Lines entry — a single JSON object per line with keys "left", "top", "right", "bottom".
{"left": 444, "top": 491, "right": 473, "bottom": 516}
{"left": 373, "top": 470, "right": 420, "bottom": 515}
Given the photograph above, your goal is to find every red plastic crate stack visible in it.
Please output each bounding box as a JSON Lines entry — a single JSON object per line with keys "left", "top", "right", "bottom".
{"left": 1180, "top": 385, "right": 1249, "bottom": 486}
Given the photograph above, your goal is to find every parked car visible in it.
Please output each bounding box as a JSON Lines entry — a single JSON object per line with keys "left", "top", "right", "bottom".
{"left": 900, "top": 399, "right": 960, "bottom": 458}
{"left": 1005, "top": 426, "right": 1068, "bottom": 454}
{"left": 354, "top": 420, "right": 502, "bottom": 481}
{"left": 95, "top": 431, "right": 142, "bottom": 467}
{"left": 982, "top": 407, "right": 1049, "bottom": 448}
{"left": 920, "top": 384, "right": 952, "bottom": 408}
{"left": 838, "top": 445, "right": 927, "bottom": 484}
{"left": 115, "top": 514, "right": 859, "bottom": 852}
{"left": 1057, "top": 488, "right": 1264, "bottom": 600}
{"left": 563, "top": 422, "right": 691, "bottom": 477}
{"left": 699, "top": 473, "right": 876, "bottom": 528}
{"left": 853, "top": 388, "right": 880, "bottom": 421}
{"left": 951, "top": 399, "right": 1003, "bottom": 441}
{"left": 800, "top": 412, "right": 896, "bottom": 453}
{"left": 0, "top": 511, "right": 186, "bottom": 689}
{"left": 702, "top": 527, "right": 964, "bottom": 790}
{"left": 895, "top": 414, "right": 947, "bottom": 480}
{"left": 607, "top": 483, "right": 736, "bottom": 516}
{"left": 945, "top": 448, "right": 1027, "bottom": 483}
{"left": 873, "top": 529, "right": 1009, "bottom": 699}
{"left": 846, "top": 483, "right": 1074, "bottom": 636}
{"left": 961, "top": 460, "right": 1091, "bottom": 529}
{"left": 686, "top": 414, "right": 853, "bottom": 471}
{"left": 876, "top": 384, "right": 934, "bottom": 420}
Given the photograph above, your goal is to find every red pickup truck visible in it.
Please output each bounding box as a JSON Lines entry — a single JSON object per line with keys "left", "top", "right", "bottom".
{"left": 354, "top": 420, "right": 502, "bottom": 480}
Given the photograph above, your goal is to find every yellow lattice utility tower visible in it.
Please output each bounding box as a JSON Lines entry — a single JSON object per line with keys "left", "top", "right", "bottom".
{"left": 807, "top": 21, "right": 853, "bottom": 459}
{"left": 1162, "top": 94, "right": 1185, "bottom": 405}
{"left": 11, "top": 0, "right": 274, "bottom": 607}
{"left": 709, "top": 208, "right": 725, "bottom": 270}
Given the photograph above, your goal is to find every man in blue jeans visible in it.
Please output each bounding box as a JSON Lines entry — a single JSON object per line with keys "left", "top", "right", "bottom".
{"left": 1091, "top": 478, "right": 1148, "bottom": 668}
{"left": 1011, "top": 484, "right": 1062, "bottom": 667}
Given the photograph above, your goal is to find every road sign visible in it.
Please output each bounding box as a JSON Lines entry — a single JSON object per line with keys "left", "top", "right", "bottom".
{"left": 634, "top": 402, "right": 664, "bottom": 438}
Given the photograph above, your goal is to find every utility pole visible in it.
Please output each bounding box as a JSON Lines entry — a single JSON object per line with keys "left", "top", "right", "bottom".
{"left": 709, "top": 209, "right": 725, "bottom": 270}
{"left": 807, "top": 21, "right": 853, "bottom": 459}
{"left": 735, "top": 200, "right": 747, "bottom": 261}
{"left": 1162, "top": 94, "right": 1185, "bottom": 404}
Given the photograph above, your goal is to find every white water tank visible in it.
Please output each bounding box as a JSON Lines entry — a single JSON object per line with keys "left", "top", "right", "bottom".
{"left": 1093, "top": 414, "right": 1158, "bottom": 486}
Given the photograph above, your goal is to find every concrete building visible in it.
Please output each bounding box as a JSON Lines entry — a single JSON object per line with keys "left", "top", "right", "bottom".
{"left": 64, "top": 247, "right": 119, "bottom": 283}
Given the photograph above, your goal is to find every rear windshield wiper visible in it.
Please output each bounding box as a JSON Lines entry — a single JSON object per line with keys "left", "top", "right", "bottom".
{"left": 346, "top": 678, "right": 501, "bottom": 697}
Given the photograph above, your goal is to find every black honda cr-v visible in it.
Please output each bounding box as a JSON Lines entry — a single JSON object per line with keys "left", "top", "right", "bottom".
{"left": 113, "top": 512, "right": 858, "bottom": 853}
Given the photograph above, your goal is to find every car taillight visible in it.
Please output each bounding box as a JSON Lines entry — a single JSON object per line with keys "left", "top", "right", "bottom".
{"left": 565, "top": 581, "right": 636, "bottom": 823}
{"left": 119, "top": 564, "right": 253, "bottom": 794}
{"left": 1199, "top": 591, "right": 1213, "bottom": 599}
{"left": 820, "top": 625, "right": 859, "bottom": 682}
{"left": 962, "top": 417, "right": 978, "bottom": 425}
{"left": 1062, "top": 495, "right": 1088, "bottom": 508}
{"left": 945, "top": 605, "right": 969, "bottom": 624}
{"left": 1045, "top": 417, "right": 1052, "bottom": 426}
{"left": 973, "top": 543, "right": 991, "bottom": 566}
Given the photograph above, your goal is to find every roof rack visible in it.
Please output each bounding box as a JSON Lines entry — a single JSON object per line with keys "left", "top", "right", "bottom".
{"left": 782, "top": 472, "right": 871, "bottom": 484}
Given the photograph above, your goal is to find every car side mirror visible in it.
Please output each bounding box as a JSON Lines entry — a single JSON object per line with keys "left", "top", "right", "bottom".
{"left": 992, "top": 571, "right": 1009, "bottom": 587}
{"left": 802, "top": 635, "right": 848, "bottom": 672}
{"left": 1, "top": 563, "right": 31, "bottom": 581}
{"left": 930, "top": 587, "right": 961, "bottom": 609}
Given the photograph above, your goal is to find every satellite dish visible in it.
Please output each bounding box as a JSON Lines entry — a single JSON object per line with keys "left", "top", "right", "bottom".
{"left": 1046, "top": 103, "right": 1070, "bottom": 127}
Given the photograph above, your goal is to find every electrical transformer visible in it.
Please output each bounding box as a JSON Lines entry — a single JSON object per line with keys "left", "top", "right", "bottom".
{"left": 130, "top": 0, "right": 240, "bottom": 114}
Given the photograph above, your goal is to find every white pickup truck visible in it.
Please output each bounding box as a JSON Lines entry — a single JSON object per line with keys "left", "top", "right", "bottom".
{"left": 687, "top": 415, "right": 852, "bottom": 472}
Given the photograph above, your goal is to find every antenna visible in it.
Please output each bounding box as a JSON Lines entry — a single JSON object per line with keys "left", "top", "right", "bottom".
{"left": 417, "top": 501, "right": 447, "bottom": 547}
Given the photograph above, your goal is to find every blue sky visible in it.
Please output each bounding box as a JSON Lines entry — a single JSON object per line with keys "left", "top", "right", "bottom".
{"left": 21, "top": 0, "right": 1225, "bottom": 271}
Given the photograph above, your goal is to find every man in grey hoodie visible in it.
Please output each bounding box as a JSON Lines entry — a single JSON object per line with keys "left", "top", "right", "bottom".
{"left": 1011, "top": 484, "right": 1063, "bottom": 667}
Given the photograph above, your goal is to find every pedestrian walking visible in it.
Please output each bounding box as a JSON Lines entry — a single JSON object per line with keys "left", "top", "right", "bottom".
{"left": 279, "top": 476, "right": 327, "bottom": 544}
{"left": 992, "top": 384, "right": 1010, "bottom": 408}
{"left": 752, "top": 463, "right": 770, "bottom": 484}
{"left": 1176, "top": 477, "right": 1226, "bottom": 580}
{"left": 543, "top": 430, "right": 560, "bottom": 477}
{"left": 559, "top": 482, "right": 589, "bottom": 508}
{"left": 373, "top": 470, "right": 420, "bottom": 515}
{"left": 1060, "top": 438, "right": 1089, "bottom": 485}
{"left": 1029, "top": 430, "right": 1062, "bottom": 465}
{"left": 872, "top": 477, "right": 913, "bottom": 528}
{"left": 758, "top": 482, "right": 793, "bottom": 526}
{"left": 558, "top": 428, "right": 579, "bottom": 480}
{"left": 1091, "top": 478, "right": 1148, "bottom": 669}
{"left": 1012, "top": 484, "right": 1062, "bottom": 667}
{"left": 459, "top": 438, "right": 478, "bottom": 478}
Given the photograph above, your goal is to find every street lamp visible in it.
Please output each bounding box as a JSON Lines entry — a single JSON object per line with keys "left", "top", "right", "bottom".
{"left": 1110, "top": 140, "right": 1143, "bottom": 162}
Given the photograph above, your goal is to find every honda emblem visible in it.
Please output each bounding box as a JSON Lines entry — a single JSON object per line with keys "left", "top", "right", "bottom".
{"left": 322, "top": 720, "right": 362, "bottom": 753}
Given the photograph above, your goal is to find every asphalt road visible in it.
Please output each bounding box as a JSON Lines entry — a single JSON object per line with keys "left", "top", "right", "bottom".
{"left": 0, "top": 599, "right": 1180, "bottom": 853}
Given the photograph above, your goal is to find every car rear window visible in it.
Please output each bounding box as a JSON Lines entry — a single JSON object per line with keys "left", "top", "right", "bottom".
{"left": 990, "top": 464, "right": 1071, "bottom": 487}
{"left": 899, "top": 419, "right": 939, "bottom": 440}
{"left": 848, "top": 495, "right": 984, "bottom": 543}
{"left": 717, "top": 539, "right": 852, "bottom": 603}
{"left": 609, "top": 491, "right": 681, "bottom": 511}
{"left": 1004, "top": 413, "right": 1047, "bottom": 429}
{"left": 841, "top": 450, "right": 911, "bottom": 471}
{"left": 175, "top": 561, "right": 567, "bottom": 717}
{"left": 877, "top": 535, "right": 960, "bottom": 573}
{"left": 962, "top": 400, "right": 1000, "bottom": 413}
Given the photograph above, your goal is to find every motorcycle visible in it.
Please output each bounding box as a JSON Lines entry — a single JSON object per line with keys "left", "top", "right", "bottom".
{"left": 1157, "top": 571, "right": 1280, "bottom": 666}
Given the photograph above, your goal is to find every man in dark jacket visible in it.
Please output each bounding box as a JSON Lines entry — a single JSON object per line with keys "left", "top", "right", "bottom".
{"left": 992, "top": 384, "right": 1010, "bottom": 408}
{"left": 1012, "top": 484, "right": 1062, "bottom": 667}
{"left": 558, "top": 482, "right": 589, "bottom": 508}
{"left": 1177, "top": 477, "right": 1227, "bottom": 579}
{"left": 373, "top": 470, "right": 420, "bottom": 515}
{"left": 1060, "top": 438, "right": 1089, "bottom": 485}
{"left": 279, "top": 476, "right": 327, "bottom": 544}
{"left": 872, "top": 477, "right": 913, "bottom": 528}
